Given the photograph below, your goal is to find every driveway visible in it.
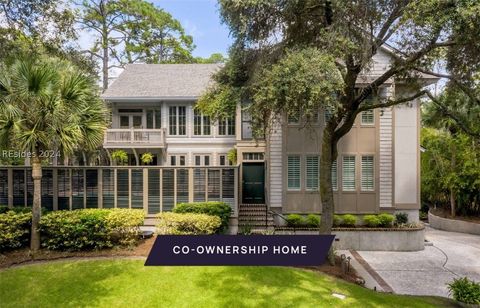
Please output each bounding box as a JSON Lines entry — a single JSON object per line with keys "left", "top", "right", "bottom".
{"left": 353, "top": 226, "right": 480, "bottom": 297}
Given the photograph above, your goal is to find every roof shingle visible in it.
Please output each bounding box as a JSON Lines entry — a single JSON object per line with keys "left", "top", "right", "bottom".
{"left": 101, "top": 64, "right": 222, "bottom": 99}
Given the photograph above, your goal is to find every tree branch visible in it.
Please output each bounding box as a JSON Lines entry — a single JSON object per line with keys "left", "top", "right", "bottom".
{"left": 425, "top": 91, "right": 480, "bottom": 138}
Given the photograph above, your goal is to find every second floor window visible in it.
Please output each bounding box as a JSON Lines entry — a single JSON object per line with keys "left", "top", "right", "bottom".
{"left": 146, "top": 109, "right": 161, "bottom": 129}
{"left": 193, "top": 109, "right": 211, "bottom": 135}
{"left": 219, "top": 117, "right": 235, "bottom": 136}
{"left": 169, "top": 106, "right": 186, "bottom": 135}
{"left": 361, "top": 110, "right": 374, "bottom": 125}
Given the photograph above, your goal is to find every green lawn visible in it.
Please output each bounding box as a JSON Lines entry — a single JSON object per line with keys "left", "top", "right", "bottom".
{"left": 0, "top": 259, "right": 455, "bottom": 308}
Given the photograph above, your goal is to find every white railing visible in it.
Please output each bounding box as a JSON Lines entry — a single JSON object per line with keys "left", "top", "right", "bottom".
{"left": 104, "top": 128, "right": 166, "bottom": 147}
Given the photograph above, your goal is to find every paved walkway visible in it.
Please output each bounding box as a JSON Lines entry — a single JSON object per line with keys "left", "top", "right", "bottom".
{"left": 354, "top": 226, "right": 480, "bottom": 297}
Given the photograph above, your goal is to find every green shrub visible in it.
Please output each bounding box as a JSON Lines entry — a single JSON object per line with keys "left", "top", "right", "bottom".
{"left": 305, "top": 214, "right": 320, "bottom": 227}
{"left": 378, "top": 213, "right": 395, "bottom": 227}
{"left": 39, "top": 209, "right": 144, "bottom": 251}
{"left": 395, "top": 212, "right": 409, "bottom": 225}
{"left": 363, "top": 215, "right": 381, "bottom": 227}
{"left": 156, "top": 212, "right": 221, "bottom": 235}
{"left": 333, "top": 215, "right": 342, "bottom": 227}
{"left": 447, "top": 277, "right": 480, "bottom": 305}
{"left": 173, "top": 202, "right": 232, "bottom": 233}
{"left": 0, "top": 206, "right": 41, "bottom": 214}
{"left": 341, "top": 214, "right": 357, "bottom": 227}
{"left": 0, "top": 211, "right": 31, "bottom": 251}
{"left": 285, "top": 214, "right": 305, "bottom": 227}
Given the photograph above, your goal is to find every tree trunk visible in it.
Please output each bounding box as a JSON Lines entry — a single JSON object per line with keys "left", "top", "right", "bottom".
{"left": 102, "top": 34, "right": 109, "bottom": 91}
{"left": 450, "top": 142, "right": 456, "bottom": 217}
{"left": 319, "top": 129, "right": 336, "bottom": 234}
{"left": 450, "top": 190, "right": 456, "bottom": 218}
{"left": 30, "top": 154, "right": 42, "bottom": 251}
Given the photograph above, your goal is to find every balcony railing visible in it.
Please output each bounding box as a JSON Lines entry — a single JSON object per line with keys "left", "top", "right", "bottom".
{"left": 104, "top": 128, "right": 166, "bottom": 148}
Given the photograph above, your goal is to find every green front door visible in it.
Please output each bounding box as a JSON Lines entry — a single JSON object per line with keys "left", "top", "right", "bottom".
{"left": 242, "top": 162, "right": 265, "bottom": 204}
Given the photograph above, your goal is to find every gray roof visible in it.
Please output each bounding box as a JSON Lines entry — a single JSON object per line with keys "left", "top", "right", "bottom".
{"left": 102, "top": 64, "right": 222, "bottom": 100}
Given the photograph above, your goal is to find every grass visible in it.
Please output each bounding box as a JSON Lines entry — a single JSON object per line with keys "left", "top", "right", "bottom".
{"left": 0, "top": 259, "right": 456, "bottom": 308}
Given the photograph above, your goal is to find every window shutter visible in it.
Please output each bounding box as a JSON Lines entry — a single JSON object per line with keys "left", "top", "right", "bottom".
{"left": 361, "top": 156, "right": 374, "bottom": 191}
{"left": 331, "top": 159, "right": 338, "bottom": 191}
{"left": 342, "top": 156, "right": 356, "bottom": 191}
{"left": 361, "top": 110, "right": 374, "bottom": 124}
{"left": 287, "top": 156, "right": 301, "bottom": 190}
{"left": 306, "top": 156, "right": 319, "bottom": 191}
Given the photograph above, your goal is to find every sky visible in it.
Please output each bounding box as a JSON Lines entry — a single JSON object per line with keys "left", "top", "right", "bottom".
{"left": 153, "top": 0, "right": 233, "bottom": 58}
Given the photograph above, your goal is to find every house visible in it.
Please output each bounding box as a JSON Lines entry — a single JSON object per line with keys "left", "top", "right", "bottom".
{"left": 100, "top": 48, "right": 437, "bottom": 228}
{"left": 0, "top": 47, "right": 437, "bottom": 233}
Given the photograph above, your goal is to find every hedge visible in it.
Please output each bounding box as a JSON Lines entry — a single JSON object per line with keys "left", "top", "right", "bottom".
{"left": 0, "top": 211, "right": 31, "bottom": 251}
{"left": 156, "top": 212, "right": 221, "bottom": 235}
{"left": 173, "top": 202, "right": 231, "bottom": 232}
{"left": 39, "top": 209, "right": 144, "bottom": 251}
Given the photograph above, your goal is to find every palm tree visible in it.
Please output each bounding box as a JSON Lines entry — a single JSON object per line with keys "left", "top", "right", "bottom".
{"left": 0, "top": 57, "right": 107, "bottom": 250}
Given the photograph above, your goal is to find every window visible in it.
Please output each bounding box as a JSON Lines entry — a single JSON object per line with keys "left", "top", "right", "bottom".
{"left": 170, "top": 155, "right": 186, "bottom": 166}
{"left": 306, "top": 111, "right": 320, "bottom": 124}
{"left": 361, "top": 110, "right": 374, "bottom": 125}
{"left": 169, "top": 106, "right": 186, "bottom": 135}
{"left": 324, "top": 107, "right": 334, "bottom": 123}
{"left": 287, "top": 156, "right": 301, "bottom": 190}
{"left": 194, "top": 155, "right": 211, "bottom": 166}
{"left": 219, "top": 155, "right": 228, "bottom": 166}
{"left": 120, "top": 116, "right": 129, "bottom": 128}
{"left": 194, "top": 109, "right": 211, "bottom": 135}
{"left": 288, "top": 109, "right": 300, "bottom": 124}
{"left": 306, "top": 156, "right": 319, "bottom": 191}
{"left": 147, "top": 109, "right": 161, "bottom": 129}
{"left": 242, "top": 110, "right": 253, "bottom": 139}
{"left": 342, "top": 156, "right": 356, "bottom": 191}
{"left": 361, "top": 156, "right": 374, "bottom": 191}
{"left": 331, "top": 159, "right": 338, "bottom": 191}
{"left": 242, "top": 153, "right": 264, "bottom": 161}
{"left": 219, "top": 117, "right": 235, "bottom": 136}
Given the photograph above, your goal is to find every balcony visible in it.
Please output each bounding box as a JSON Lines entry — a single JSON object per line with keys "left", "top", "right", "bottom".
{"left": 104, "top": 128, "right": 166, "bottom": 148}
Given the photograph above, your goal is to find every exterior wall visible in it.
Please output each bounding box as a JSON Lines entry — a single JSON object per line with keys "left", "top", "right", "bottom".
{"left": 108, "top": 100, "right": 236, "bottom": 166}
{"left": 393, "top": 90, "right": 420, "bottom": 211}
{"left": 281, "top": 108, "right": 381, "bottom": 214}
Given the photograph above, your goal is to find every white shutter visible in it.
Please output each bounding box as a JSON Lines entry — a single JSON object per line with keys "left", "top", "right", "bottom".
{"left": 361, "top": 156, "right": 374, "bottom": 191}
{"left": 342, "top": 156, "right": 356, "bottom": 191}
{"left": 306, "top": 156, "right": 319, "bottom": 191}
{"left": 361, "top": 110, "right": 374, "bottom": 124}
{"left": 287, "top": 156, "right": 301, "bottom": 190}
{"left": 331, "top": 159, "right": 338, "bottom": 191}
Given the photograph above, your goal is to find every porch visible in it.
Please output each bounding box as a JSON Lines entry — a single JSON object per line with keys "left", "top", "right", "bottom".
{"left": 103, "top": 128, "right": 166, "bottom": 148}
{"left": 0, "top": 166, "right": 238, "bottom": 216}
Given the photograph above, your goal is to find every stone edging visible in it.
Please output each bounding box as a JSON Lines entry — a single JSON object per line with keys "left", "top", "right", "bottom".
{"left": 429, "top": 211, "right": 480, "bottom": 235}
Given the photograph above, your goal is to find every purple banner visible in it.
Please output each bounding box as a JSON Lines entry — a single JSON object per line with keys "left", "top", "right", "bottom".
{"left": 145, "top": 235, "right": 335, "bottom": 266}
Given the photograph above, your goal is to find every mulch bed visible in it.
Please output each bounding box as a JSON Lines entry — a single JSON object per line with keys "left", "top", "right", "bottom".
{"left": 1, "top": 237, "right": 362, "bottom": 285}
{"left": 0, "top": 236, "right": 155, "bottom": 269}
{"left": 430, "top": 208, "right": 480, "bottom": 224}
